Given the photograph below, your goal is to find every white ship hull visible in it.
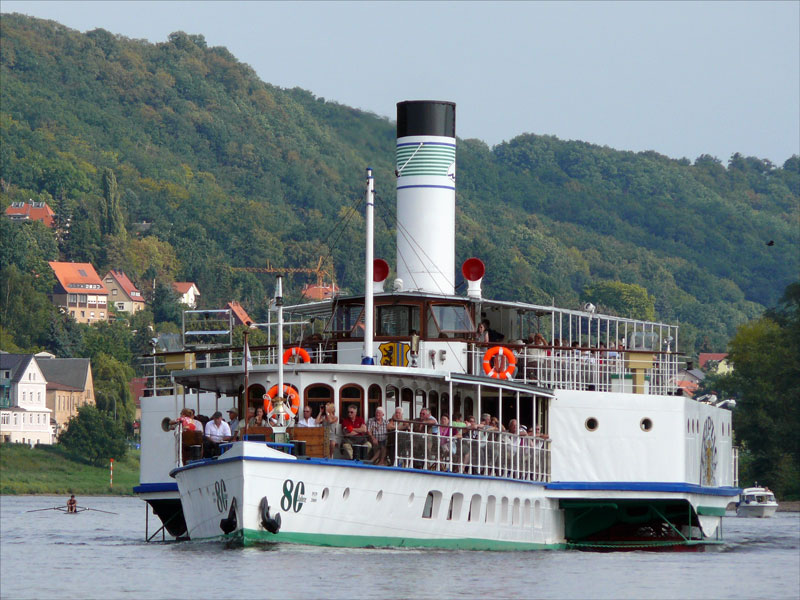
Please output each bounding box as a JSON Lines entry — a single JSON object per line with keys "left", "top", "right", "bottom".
{"left": 173, "top": 441, "right": 734, "bottom": 549}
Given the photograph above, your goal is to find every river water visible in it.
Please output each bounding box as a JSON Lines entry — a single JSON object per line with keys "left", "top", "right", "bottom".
{"left": 1, "top": 495, "right": 798, "bottom": 600}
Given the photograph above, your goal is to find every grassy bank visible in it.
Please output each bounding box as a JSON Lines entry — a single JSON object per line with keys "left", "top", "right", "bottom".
{"left": 0, "top": 444, "right": 139, "bottom": 495}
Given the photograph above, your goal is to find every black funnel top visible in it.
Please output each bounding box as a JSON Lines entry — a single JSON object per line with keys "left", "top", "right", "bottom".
{"left": 397, "top": 101, "right": 455, "bottom": 138}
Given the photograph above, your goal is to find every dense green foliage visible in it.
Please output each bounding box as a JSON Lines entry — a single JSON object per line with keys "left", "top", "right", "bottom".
{"left": 1, "top": 13, "right": 797, "bottom": 361}
{"left": 0, "top": 443, "right": 139, "bottom": 495}
{"left": 58, "top": 405, "right": 129, "bottom": 466}
{"left": 703, "top": 284, "right": 800, "bottom": 499}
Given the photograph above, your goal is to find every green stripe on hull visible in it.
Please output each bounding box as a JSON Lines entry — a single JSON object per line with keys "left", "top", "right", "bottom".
{"left": 696, "top": 505, "right": 727, "bottom": 516}
{"left": 241, "top": 529, "right": 566, "bottom": 551}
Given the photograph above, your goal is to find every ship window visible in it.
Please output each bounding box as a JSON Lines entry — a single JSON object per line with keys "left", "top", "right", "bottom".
{"left": 523, "top": 499, "right": 532, "bottom": 527}
{"left": 640, "top": 418, "right": 653, "bottom": 432}
{"left": 500, "top": 497, "right": 509, "bottom": 524}
{"left": 376, "top": 304, "right": 420, "bottom": 336}
{"left": 422, "top": 491, "right": 442, "bottom": 519}
{"left": 328, "top": 303, "right": 364, "bottom": 338}
{"left": 426, "top": 304, "right": 474, "bottom": 338}
{"left": 468, "top": 494, "right": 481, "bottom": 522}
{"left": 512, "top": 498, "right": 521, "bottom": 526}
{"left": 447, "top": 493, "right": 463, "bottom": 521}
{"left": 339, "top": 384, "right": 363, "bottom": 419}
{"left": 485, "top": 496, "right": 496, "bottom": 523}
{"left": 305, "top": 384, "right": 333, "bottom": 417}
{"left": 585, "top": 417, "right": 598, "bottom": 431}
{"left": 368, "top": 384, "right": 382, "bottom": 418}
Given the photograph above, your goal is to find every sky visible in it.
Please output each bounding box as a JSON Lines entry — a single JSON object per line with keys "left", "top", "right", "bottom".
{"left": 2, "top": 1, "right": 799, "bottom": 165}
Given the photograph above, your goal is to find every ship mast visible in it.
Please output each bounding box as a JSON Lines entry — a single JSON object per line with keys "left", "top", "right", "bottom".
{"left": 362, "top": 167, "right": 375, "bottom": 365}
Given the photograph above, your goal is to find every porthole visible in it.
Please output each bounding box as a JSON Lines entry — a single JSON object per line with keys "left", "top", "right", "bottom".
{"left": 640, "top": 418, "right": 653, "bottom": 432}
{"left": 585, "top": 417, "right": 599, "bottom": 431}
{"left": 408, "top": 493, "right": 415, "bottom": 505}
{"left": 687, "top": 419, "right": 691, "bottom": 433}
{"left": 343, "top": 487, "right": 350, "bottom": 500}
{"left": 376, "top": 490, "right": 383, "bottom": 502}
{"left": 321, "top": 487, "right": 329, "bottom": 500}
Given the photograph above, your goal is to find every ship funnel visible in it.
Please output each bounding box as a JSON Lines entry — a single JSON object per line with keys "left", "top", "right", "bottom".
{"left": 462, "top": 257, "right": 485, "bottom": 299}
{"left": 396, "top": 100, "right": 456, "bottom": 294}
{"left": 373, "top": 258, "right": 389, "bottom": 293}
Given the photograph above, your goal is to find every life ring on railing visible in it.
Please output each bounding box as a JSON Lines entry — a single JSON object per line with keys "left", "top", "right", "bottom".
{"left": 482, "top": 346, "right": 517, "bottom": 380}
{"left": 263, "top": 385, "right": 301, "bottom": 422}
{"left": 282, "top": 347, "right": 311, "bottom": 364}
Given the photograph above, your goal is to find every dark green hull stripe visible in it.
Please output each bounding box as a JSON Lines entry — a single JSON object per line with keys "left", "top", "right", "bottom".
{"left": 240, "top": 529, "right": 566, "bottom": 550}
{"left": 697, "top": 505, "right": 727, "bottom": 516}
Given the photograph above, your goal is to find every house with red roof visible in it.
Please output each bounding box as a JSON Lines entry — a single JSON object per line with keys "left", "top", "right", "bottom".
{"left": 226, "top": 301, "right": 254, "bottom": 327}
{"left": 172, "top": 282, "right": 200, "bottom": 308}
{"left": 699, "top": 352, "right": 732, "bottom": 374}
{"left": 48, "top": 262, "right": 109, "bottom": 324}
{"left": 4, "top": 200, "right": 55, "bottom": 228}
{"left": 103, "top": 270, "right": 146, "bottom": 314}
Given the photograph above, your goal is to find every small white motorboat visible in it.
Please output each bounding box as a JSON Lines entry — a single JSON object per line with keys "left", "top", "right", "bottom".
{"left": 736, "top": 486, "right": 779, "bottom": 518}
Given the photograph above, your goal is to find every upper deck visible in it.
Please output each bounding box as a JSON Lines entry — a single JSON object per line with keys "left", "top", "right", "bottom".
{"left": 155, "top": 292, "right": 681, "bottom": 398}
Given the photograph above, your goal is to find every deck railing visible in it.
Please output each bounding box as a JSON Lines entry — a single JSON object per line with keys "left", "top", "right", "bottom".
{"left": 732, "top": 446, "right": 739, "bottom": 487}
{"left": 389, "top": 426, "right": 550, "bottom": 483}
{"left": 469, "top": 344, "right": 680, "bottom": 395}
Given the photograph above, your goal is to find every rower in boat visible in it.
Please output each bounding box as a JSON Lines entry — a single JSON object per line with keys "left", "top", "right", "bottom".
{"left": 67, "top": 495, "right": 77, "bottom": 513}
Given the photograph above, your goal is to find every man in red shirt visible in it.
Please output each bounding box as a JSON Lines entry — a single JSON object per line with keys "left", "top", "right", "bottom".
{"left": 340, "top": 404, "right": 370, "bottom": 460}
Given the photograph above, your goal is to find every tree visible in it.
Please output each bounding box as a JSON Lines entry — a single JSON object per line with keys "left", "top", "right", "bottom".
{"left": 151, "top": 282, "right": 183, "bottom": 327}
{"left": 91, "top": 352, "right": 136, "bottom": 433}
{"left": 582, "top": 281, "right": 656, "bottom": 321}
{"left": 102, "top": 168, "right": 126, "bottom": 238}
{"left": 715, "top": 282, "right": 800, "bottom": 499}
{"left": 59, "top": 404, "right": 128, "bottom": 466}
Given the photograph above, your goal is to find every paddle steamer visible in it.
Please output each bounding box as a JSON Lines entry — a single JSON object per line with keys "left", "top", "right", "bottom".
{"left": 136, "top": 101, "right": 739, "bottom": 549}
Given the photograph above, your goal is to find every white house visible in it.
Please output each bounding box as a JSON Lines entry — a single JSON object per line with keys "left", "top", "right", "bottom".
{"left": 0, "top": 354, "right": 54, "bottom": 445}
{"left": 172, "top": 282, "right": 200, "bottom": 309}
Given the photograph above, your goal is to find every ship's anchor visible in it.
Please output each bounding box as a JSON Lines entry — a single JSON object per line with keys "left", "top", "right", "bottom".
{"left": 219, "top": 497, "right": 238, "bottom": 534}
{"left": 259, "top": 496, "right": 282, "bottom": 534}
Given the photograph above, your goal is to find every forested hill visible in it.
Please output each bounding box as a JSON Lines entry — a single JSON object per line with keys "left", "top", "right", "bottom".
{"left": 2, "top": 14, "right": 798, "bottom": 352}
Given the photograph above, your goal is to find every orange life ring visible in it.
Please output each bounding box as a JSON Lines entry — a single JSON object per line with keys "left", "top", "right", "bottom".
{"left": 482, "top": 346, "right": 517, "bottom": 380}
{"left": 282, "top": 347, "right": 311, "bottom": 364}
{"left": 263, "top": 385, "right": 301, "bottom": 422}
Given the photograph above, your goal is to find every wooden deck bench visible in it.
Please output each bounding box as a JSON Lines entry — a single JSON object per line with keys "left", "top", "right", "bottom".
{"left": 287, "top": 426, "right": 326, "bottom": 458}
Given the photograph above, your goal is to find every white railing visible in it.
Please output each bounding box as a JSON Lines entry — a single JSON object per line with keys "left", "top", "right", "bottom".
{"left": 469, "top": 345, "right": 680, "bottom": 395}
{"left": 732, "top": 446, "right": 739, "bottom": 487}
{"left": 389, "top": 426, "right": 550, "bottom": 482}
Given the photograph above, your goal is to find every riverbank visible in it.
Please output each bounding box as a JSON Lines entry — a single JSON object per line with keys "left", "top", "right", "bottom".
{"left": 0, "top": 444, "right": 139, "bottom": 495}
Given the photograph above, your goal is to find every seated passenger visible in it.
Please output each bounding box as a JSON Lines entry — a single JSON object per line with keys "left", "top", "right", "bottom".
{"left": 204, "top": 411, "right": 232, "bottom": 456}
{"left": 248, "top": 406, "right": 267, "bottom": 427}
{"left": 340, "top": 404, "right": 370, "bottom": 460}
{"left": 387, "top": 406, "right": 411, "bottom": 465}
{"left": 367, "top": 406, "right": 388, "bottom": 465}
{"left": 296, "top": 405, "right": 318, "bottom": 427}
{"left": 412, "top": 407, "right": 438, "bottom": 468}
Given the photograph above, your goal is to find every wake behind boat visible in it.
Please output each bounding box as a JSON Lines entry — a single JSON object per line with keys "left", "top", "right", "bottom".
{"left": 135, "top": 100, "right": 740, "bottom": 550}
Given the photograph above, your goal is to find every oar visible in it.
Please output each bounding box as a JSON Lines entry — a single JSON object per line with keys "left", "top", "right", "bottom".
{"left": 81, "top": 507, "right": 118, "bottom": 515}
{"left": 25, "top": 507, "right": 60, "bottom": 513}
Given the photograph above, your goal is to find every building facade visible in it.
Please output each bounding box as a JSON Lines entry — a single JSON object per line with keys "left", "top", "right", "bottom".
{"left": 0, "top": 354, "right": 54, "bottom": 445}
{"left": 48, "top": 261, "right": 109, "bottom": 324}
{"left": 37, "top": 356, "right": 95, "bottom": 435}
{"left": 103, "top": 269, "right": 145, "bottom": 314}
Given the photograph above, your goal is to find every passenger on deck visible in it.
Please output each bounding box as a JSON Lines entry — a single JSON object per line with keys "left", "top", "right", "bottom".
{"left": 438, "top": 414, "right": 454, "bottom": 469}
{"left": 476, "top": 321, "right": 490, "bottom": 343}
{"left": 296, "top": 405, "right": 318, "bottom": 427}
{"left": 204, "top": 411, "right": 232, "bottom": 457}
{"left": 340, "top": 404, "right": 369, "bottom": 460}
{"left": 321, "top": 402, "right": 338, "bottom": 457}
{"left": 388, "top": 406, "right": 411, "bottom": 466}
{"left": 170, "top": 408, "right": 199, "bottom": 433}
{"left": 412, "top": 407, "right": 438, "bottom": 468}
{"left": 248, "top": 406, "right": 267, "bottom": 427}
{"left": 227, "top": 408, "right": 240, "bottom": 437}
{"left": 367, "top": 406, "right": 388, "bottom": 465}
